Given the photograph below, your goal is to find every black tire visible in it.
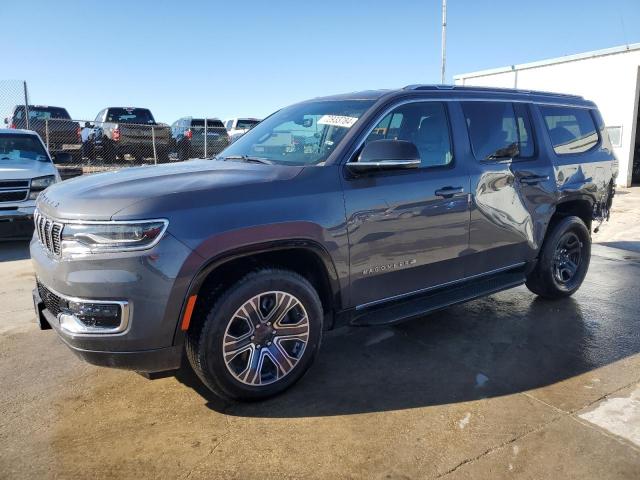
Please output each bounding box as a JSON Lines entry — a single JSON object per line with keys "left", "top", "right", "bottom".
{"left": 186, "top": 269, "right": 323, "bottom": 401}
{"left": 178, "top": 144, "right": 190, "bottom": 162}
{"left": 526, "top": 216, "right": 591, "bottom": 299}
{"left": 102, "top": 141, "right": 117, "bottom": 163}
{"left": 157, "top": 151, "right": 170, "bottom": 164}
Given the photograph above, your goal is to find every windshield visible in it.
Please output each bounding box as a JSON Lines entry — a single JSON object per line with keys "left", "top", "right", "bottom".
{"left": 15, "top": 106, "right": 70, "bottom": 120}
{"left": 106, "top": 108, "right": 155, "bottom": 124}
{"left": 0, "top": 134, "right": 49, "bottom": 162}
{"left": 220, "top": 100, "right": 375, "bottom": 165}
{"left": 236, "top": 119, "right": 259, "bottom": 130}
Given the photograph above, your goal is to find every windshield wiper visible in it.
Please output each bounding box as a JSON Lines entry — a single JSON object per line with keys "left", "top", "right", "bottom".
{"left": 221, "top": 155, "right": 274, "bottom": 165}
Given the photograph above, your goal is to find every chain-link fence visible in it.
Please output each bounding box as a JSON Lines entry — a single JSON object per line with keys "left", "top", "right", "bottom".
{"left": 0, "top": 80, "right": 29, "bottom": 129}
{"left": 14, "top": 116, "right": 231, "bottom": 176}
{"left": 1, "top": 82, "right": 233, "bottom": 178}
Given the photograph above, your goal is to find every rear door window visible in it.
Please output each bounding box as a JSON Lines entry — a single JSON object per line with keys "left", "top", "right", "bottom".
{"left": 539, "top": 106, "right": 599, "bottom": 155}
{"left": 461, "top": 101, "right": 534, "bottom": 160}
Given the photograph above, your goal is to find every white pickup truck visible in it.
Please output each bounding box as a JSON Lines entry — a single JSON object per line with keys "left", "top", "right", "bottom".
{"left": 0, "top": 129, "right": 63, "bottom": 240}
{"left": 225, "top": 118, "right": 260, "bottom": 143}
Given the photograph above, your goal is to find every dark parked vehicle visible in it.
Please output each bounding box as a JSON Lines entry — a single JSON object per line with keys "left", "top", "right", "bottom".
{"left": 31, "top": 86, "right": 616, "bottom": 401}
{"left": 83, "top": 107, "right": 172, "bottom": 163}
{"left": 171, "top": 117, "right": 230, "bottom": 160}
{"left": 4, "top": 106, "right": 82, "bottom": 162}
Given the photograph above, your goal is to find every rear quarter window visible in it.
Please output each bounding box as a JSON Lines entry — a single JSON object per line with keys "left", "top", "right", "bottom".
{"left": 540, "top": 106, "right": 599, "bottom": 155}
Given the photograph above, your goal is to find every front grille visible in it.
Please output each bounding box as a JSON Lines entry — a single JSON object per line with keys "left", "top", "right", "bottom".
{"left": 0, "top": 180, "right": 29, "bottom": 189}
{"left": 34, "top": 210, "right": 63, "bottom": 255}
{"left": 0, "top": 191, "right": 28, "bottom": 202}
{"left": 0, "top": 179, "right": 29, "bottom": 204}
{"left": 37, "top": 281, "right": 62, "bottom": 317}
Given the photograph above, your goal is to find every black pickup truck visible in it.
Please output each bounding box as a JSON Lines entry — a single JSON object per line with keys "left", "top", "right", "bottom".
{"left": 82, "top": 107, "right": 172, "bottom": 163}
{"left": 4, "top": 105, "right": 82, "bottom": 162}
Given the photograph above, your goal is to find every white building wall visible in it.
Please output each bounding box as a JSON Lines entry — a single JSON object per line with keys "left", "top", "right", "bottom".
{"left": 454, "top": 46, "right": 640, "bottom": 187}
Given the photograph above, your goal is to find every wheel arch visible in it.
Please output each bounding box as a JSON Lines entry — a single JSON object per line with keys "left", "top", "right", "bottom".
{"left": 172, "top": 239, "right": 342, "bottom": 346}
{"left": 549, "top": 195, "right": 595, "bottom": 233}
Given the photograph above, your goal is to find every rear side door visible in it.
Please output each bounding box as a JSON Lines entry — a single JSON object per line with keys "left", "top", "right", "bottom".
{"left": 459, "top": 100, "right": 556, "bottom": 277}
{"left": 342, "top": 100, "right": 471, "bottom": 308}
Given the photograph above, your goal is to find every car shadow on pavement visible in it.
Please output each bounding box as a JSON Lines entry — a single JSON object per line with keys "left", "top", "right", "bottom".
{"left": 175, "top": 280, "right": 640, "bottom": 417}
{"left": 0, "top": 240, "right": 31, "bottom": 262}
{"left": 600, "top": 241, "right": 640, "bottom": 254}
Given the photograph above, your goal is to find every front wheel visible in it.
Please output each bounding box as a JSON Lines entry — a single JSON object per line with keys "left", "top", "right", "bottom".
{"left": 526, "top": 216, "right": 591, "bottom": 298}
{"left": 186, "top": 269, "right": 323, "bottom": 401}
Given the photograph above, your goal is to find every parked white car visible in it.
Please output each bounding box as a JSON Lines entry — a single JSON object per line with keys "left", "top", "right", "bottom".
{"left": 0, "top": 129, "right": 63, "bottom": 239}
{"left": 225, "top": 118, "right": 260, "bottom": 143}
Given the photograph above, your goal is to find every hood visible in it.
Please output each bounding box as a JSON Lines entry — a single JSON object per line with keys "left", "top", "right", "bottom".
{"left": 0, "top": 158, "right": 58, "bottom": 181}
{"left": 36, "top": 159, "right": 303, "bottom": 220}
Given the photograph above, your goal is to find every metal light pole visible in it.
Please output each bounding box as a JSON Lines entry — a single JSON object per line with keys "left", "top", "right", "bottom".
{"left": 23, "top": 81, "right": 30, "bottom": 130}
{"left": 440, "top": 0, "right": 447, "bottom": 84}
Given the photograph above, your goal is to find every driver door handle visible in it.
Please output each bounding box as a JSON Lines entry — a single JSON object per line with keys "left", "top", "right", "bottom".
{"left": 519, "top": 175, "right": 549, "bottom": 185}
{"left": 435, "top": 186, "right": 464, "bottom": 198}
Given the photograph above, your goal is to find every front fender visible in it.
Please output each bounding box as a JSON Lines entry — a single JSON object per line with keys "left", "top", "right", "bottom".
{"left": 170, "top": 227, "right": 344, "bottom": 348}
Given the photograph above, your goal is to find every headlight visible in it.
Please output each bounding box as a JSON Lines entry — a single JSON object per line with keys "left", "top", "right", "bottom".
{"left": 60, "top": 220, "right": 168, "bottom": 255}
{"left": 29, "top": 175, "right": 56, "bottom": 199}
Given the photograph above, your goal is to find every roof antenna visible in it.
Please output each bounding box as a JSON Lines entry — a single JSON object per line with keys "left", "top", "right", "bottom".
{"left": 440, "top": 0, "right": 447, "bottom": 84}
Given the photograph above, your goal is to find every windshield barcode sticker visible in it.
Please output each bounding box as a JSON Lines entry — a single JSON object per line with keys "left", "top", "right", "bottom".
{"left": 317, "top": 115, "right": 359, "bottom": 128}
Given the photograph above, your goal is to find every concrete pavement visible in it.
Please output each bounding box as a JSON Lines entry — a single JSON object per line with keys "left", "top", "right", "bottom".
{"left": 1, "top": 191, "right": 640, "bottom": 479}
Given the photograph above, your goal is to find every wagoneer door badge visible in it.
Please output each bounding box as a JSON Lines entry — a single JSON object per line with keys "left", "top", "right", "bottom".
{"left": 362, "top": 259, "right": 417, "bottom": 276}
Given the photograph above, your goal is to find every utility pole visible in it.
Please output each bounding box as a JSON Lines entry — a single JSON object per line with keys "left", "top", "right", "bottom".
{"left": 441, "top": 0, "right": 447, "bottom": 84}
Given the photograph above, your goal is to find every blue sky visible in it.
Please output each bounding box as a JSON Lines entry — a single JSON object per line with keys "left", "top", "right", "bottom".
{"left": 3, "top": 0, "right": 639, "bottom": 123}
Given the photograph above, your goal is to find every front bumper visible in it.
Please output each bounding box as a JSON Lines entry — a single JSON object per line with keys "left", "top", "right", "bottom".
{"left": 0, "top": 205, "right": 35, "bottom": 240}
{"left": 33, "top": 288, "right": 182, "bottom": 372}
{"left": 30, "top": 232, "right": 199, "bottom": 371}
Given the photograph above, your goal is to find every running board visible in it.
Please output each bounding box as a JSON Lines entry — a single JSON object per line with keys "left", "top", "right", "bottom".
{"left": 351, "top": 268, "right": 526, "bottom": 327}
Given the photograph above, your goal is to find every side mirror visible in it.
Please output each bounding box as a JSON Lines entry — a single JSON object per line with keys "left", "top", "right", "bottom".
{"left": 3, "top": 118, "right": 7, "bottom": 125}
{"left": 52, "top": 152, "right": 72, "bottom": 164}
{"left": 346, "top": 139, "right": 421, "bottom": 173}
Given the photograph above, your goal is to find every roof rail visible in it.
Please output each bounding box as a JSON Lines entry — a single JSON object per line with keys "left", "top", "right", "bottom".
{"left": 402, "top": 84, "right": 583, "bottom": 99}
{"left": 403, "top": 84, "right": 455, "bottom": 90}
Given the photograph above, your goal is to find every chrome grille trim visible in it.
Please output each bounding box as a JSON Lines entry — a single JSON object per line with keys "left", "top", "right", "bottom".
{"left": 34, "top": 210, "right": 63, "bottom": 256}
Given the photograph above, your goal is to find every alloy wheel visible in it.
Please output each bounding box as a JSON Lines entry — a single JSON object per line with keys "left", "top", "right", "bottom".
{"left": 552, "top": 231, "right": 583, "bottom": 284}
{"left": 222, "top": 291, "right": 310, "bottom": 386}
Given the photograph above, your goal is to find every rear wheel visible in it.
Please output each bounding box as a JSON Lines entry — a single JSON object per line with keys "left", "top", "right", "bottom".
{"left": 526, "top": 216, "right": 591, "bottom": 298}
{"left": 102, "top": 141, "right": 117, "bottom": 163}
{"left": 156, "top": 149, "right": 170, "bottom": 164}
{"left": 186, "top": 269, "right": 323, "bottom": 401}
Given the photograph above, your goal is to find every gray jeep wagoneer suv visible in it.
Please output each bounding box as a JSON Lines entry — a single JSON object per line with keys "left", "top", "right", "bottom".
{"left": 31, "top": 86, "right": 616, "bottom": 400}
